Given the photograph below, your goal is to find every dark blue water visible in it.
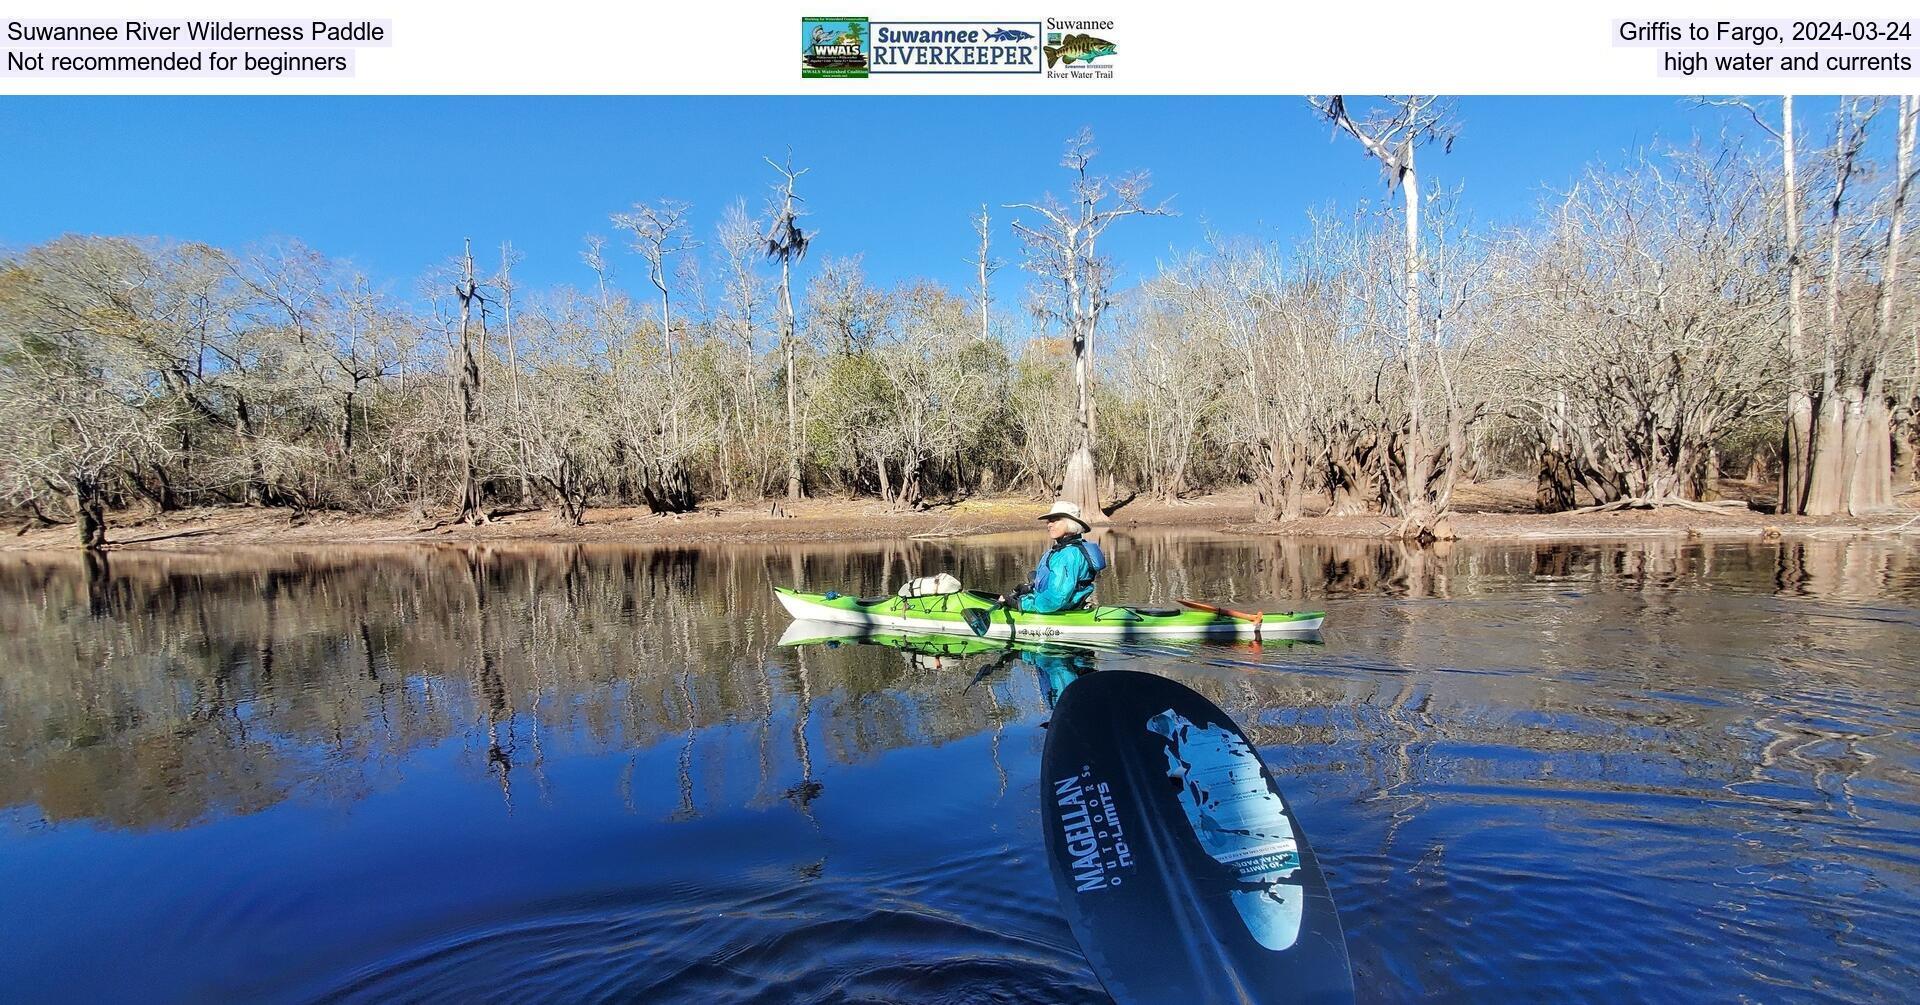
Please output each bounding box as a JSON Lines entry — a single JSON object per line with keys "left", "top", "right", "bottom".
{"left": 2, "top": 533, "right": 1917, "bottom": 1001}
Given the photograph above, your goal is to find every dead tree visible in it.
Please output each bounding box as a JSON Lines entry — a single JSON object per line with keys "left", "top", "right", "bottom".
{"left": 1863, "top": 95, "right": 1916, "bottom": 505}
{"left": 1006, "top": 128, "right": 1173, "bottom": 523}
{"left": 453, "top": 239, "right": 487, "bottom": 524}
{"left": 764, "top": 153, "right": 812, "bottom": 503}
{"left": 1704, "top": 97, "right": 1813, "bottom": 513}
{"left": 1888, "top": 96, "right": 1920, "bottom": 488}
{"left": 613, "top": 198, "right": 700, "bottom": 513}
{"left": 1312, "top": 95, "right": 1456, "bottom": 540}
{"left": 1802, "top": 99, "right": 1876, "bottom": 515}
{"left": 971, "top": 204, "right": 1002, "bottom": 340}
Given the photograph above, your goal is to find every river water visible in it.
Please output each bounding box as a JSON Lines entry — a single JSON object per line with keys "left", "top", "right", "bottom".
{"left": 1, "top": 532, "right": 1917, "bottom": 1002}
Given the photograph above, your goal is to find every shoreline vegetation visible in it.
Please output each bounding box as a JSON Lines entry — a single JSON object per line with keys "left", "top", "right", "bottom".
{"left": 8, "top": 480, "right": 1917, "bottom": 555}
{"left": 5, "top": 102, "right": 1919, "bottom": 554}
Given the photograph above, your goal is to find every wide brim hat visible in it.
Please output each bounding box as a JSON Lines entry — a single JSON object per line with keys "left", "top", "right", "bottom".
{"left": 1038, "top": 499, "right": 1093, "bottom": 534}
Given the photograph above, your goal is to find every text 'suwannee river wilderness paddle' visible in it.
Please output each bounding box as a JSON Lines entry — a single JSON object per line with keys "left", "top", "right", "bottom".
{"left": 1041, "top": 670, "right": 1353, "bottom": 1004}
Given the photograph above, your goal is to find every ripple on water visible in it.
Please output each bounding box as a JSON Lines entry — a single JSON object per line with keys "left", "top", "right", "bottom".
{"left": 314, "top": 872, "right": 1103, "bottom": 1005}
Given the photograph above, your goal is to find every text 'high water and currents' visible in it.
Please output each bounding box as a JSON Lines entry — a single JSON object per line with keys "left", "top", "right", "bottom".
{"left": 1613, "top": 18, "right": 1916, "bottom": 77}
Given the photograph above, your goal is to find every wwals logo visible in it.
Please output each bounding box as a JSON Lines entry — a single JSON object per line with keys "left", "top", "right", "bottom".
{"left": 802, "top": 17, "right": 1045, "bottom": 76}
{"left": 802, "top": 16, "right": 870, "bottom": 78}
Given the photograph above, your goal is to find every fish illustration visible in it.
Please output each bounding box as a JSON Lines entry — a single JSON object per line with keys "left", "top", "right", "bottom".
{"left": 1045, "top": 33, "right": 1115, "bottom": 68}
{"left": 983, "top": 27, "right": 1034, "bottom": 41}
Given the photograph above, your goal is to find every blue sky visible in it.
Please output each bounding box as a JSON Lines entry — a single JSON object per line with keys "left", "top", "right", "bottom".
{"left": 0, "top": 95, "right": 1849, "bottom": 307}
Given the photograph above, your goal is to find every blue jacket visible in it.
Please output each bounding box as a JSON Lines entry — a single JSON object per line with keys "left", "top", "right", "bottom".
{"left": 1018, "top": 535, "right": 1096, "bottom": 613}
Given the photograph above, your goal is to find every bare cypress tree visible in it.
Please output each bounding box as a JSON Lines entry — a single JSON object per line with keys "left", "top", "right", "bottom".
{"left": 764, "top": 153, "right": 812, "bottom": 503}
{"left": 1802, "top": 99, "right": 1876, "bottom": 515}
{"left": 1885, "top": 96, "right": 1920, "bottom": 488}
{"left": 714, "top": 199, "right": 769, "bottom": 499}
{"left": 1312, "top": 95, "right": 1456, "bottom": 540}
{"left": 1705, "top": 97, "right": 1811, "bottom": 512}
{"left": 1006, "top": 128, "right": 1173, "bottom": 523}
{"left": 971, "top": 204, "right": 1001, "bottom": 340}
{"left": 454, "top": 238, "right": 487, "bottom": 525}
{"left": 614, "top": 198, "right": 700, "bottom": 512}
{"left": 498, "top": 242, "right": 531, "bottom": 505}
{"left": 1778, "top": 98, "right": 1812, "bottom": 513}
{"left": 1847, "top": 94, "right": 1916, "bottom": 510}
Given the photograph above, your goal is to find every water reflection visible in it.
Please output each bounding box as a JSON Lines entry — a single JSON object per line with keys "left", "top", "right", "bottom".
{"left": 777, "top": 619, "right": 1326, "bottom": 710}
{"left": 0, "top": 534, "right": 1916, "bottom": 1001}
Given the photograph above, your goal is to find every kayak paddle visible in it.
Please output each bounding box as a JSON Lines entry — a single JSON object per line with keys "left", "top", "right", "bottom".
{"left": 1041, "top": 669, "right": 1353, "bottom": 1003}
{"left": 1177, "top": 597, "right": 1267, "bottom": 626}
{"left": 963, "top": 590, "right": 1021, "bottom": 637}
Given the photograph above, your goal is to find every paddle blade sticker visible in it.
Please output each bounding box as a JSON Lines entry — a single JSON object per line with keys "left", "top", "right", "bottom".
{"left": 1149, "top": 707, "right": 1304, "bottom": 951}
{"left": 1041, "top": 670, "right": 1353, "bottom": 1005}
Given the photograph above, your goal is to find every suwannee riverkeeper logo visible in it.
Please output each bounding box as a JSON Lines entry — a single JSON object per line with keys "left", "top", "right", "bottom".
{"left": 803, "top": 17, "right": 1071, "bottom": 76}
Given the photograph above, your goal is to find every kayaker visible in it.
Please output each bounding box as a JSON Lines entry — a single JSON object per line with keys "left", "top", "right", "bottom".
{"left": 1000, "top": 500, "right": 1106, "bottom": 614}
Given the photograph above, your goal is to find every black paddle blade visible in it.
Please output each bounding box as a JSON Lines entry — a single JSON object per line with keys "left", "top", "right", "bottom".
{"left": 962, "top": 607, "right": 992, "bottom": 637}
{"left": 1041, "top": 670, "right": 1353, "bottom": 1004}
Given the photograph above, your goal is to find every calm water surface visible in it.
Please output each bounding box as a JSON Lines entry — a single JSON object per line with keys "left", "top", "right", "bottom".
{"left": 2, "top": 532, "right": 1917, "bottom": 1002}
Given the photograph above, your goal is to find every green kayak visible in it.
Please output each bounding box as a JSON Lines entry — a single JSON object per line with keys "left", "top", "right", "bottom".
{"left": 773, "top": 586, "right": 1324, "bottom": 640}
{"left": 777, "top": 619, "right": 1323, "bottom": 656}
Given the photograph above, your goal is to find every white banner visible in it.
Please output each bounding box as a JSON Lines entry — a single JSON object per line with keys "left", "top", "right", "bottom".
{"left": 1, "top": 0, "right": 1914, "bottom": 93}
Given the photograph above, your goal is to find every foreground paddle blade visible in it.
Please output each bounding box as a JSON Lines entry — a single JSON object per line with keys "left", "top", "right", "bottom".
{"left": 962, "top": 606, "right": 992, "bottom": 637}
{"left": 1041, "top": 670, "right": 1353, "bottom": 1004}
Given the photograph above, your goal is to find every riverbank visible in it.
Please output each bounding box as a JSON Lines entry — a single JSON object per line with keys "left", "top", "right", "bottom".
{"left": 7, "top": 478, "right": 1918, "bottom": 553}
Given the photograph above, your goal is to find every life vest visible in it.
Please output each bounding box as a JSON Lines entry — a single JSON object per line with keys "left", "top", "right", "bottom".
{"left": 1033, "top": 534, "right": 1106, "bottom": 608}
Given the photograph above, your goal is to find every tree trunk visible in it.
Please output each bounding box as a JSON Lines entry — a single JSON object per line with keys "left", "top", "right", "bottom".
{"left": 1252, "top": 441, "right": 1282, "bottom": 523}
{"left": 1843, "top": 377, "right": 1895, "bottom": 514}
{"left": 900, "top": 456, "right": 923, "bottom": 511}
{"left": 501, "top": 247, "right": 531, "bottom": 506}
{"left": 782, "top": 255, "right": 802, "bottom": 502}
{"left": 544, "top": 458, "right": 589, "bottom": 526}
{"left": 73, "top": 471, "right": 107, "bottom": 551}
{"left": 1059, "top": 446, "right": 1102, "bottom": 522}
{"left": 874, "top": 451, "right": 893, "bottom": 507}
{"left": 1280, "top": 443, "right": 1307, "bottom": 521}
{"left": 1896, "top": 396, "right": 1919, "bottom": 487}
{"left": 456, "top": 240, "right": 487, "bottom": 525}
{"left": 1782, "top": 390, "right": 1813, "bottom": 512}
{"left": 640, "top": 459, "right": 697, "bottom": 514}
{"left": 1064, "top": 327, "right": 1108, "bottom": 522}
{"left": 1801, "top": 101, "right": 1866, "bottom": 517}
{"left": 1856, "top": 96, "right": 1915, "bottom": 509}
{"left": 1536, "top": 447, "right": 1579, "bottom": 513}
{"left": 236, "top": 395, "right": 270, "bottom": 506}
{"left": 1398, "top": 157, "right": 1436, "bottom": 538}
{"left": 1435, "top": 403, "right": 1468, "bottom": 513}
{"left": 1804, "top": 393, "right": 1846, "bottom": 514}
{"left": 1778, "top": 96, "right": 1814, "bottom": 515}
{"left": 1326, "top": 430, "right": 1377, "bottom": 516}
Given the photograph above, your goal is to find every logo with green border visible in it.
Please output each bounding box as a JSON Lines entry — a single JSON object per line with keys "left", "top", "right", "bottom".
{"left": 803, "top": 17, "right": 870, "bottom": 78}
